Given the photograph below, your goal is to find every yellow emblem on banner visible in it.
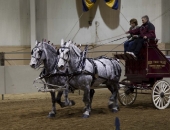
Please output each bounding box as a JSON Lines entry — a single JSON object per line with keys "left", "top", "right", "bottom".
{"left": 106, "top": 0, "right": 116, "bottom": 8}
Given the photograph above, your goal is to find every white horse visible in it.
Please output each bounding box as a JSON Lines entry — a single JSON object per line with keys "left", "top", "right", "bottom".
{"left": 30, "top": 41, "right": 75, "bottom": 117}
{"left": 57, "top": 39, "right": 121, "bottom": 118}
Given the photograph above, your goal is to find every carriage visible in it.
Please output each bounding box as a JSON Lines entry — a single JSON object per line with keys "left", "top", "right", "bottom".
{"left": 115, "top": 39, "right": 170, "bottom": 109}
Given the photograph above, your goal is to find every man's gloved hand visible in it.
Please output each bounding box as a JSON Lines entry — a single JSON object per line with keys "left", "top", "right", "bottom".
{"left": 133, "top": 35, "right": 139, "bottom": 38}
{"left": 127, "top": 35, "right": 131, "bottom": 39}
{"left": 143, "top": 36, "right": 147, "bottom": 39}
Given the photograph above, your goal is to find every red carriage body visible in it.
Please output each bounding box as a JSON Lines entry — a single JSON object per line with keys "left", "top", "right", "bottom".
{"left": 114, "top": 39, "right": 170, "bottom": 109}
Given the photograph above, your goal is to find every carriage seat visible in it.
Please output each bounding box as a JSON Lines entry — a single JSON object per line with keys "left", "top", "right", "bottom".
{"left": 144, "top": 38, "right": 159, "bottom": 46}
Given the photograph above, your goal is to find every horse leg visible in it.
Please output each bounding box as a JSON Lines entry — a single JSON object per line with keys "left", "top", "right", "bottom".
{"left": 82, "top": 85, "right": 91, "bottom": 118}
{"left": 83, "top": 89, "right": 95, "bottom": 112}
{"left": 48, "top": 92, "right": 56, "bottom": 117}
{"left": 63, "top": 89, "right": 75, "bottom": 107}
{"left": 90, "top": 89, "right": 95, "bottom": 108}
{"left": 107, "top": 83, "right": 119, "bottom": 113}
{"left": 55, "top": 91, "right": 65, "bottom": 108}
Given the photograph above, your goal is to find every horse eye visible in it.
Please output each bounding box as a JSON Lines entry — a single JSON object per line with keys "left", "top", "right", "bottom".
{"left": 38, "top": 51, "right": 42, "bottom": 55}
{"left": 31, "top": 50, "right": 33, "bottom": 55}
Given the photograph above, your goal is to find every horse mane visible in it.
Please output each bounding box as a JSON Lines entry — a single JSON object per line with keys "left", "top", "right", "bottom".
{"left": 36, "top": 40, "right": 58, "bottom": 55}
{"left": 43, "top": 42, "right": 58, "bottom": 55}
{"left": 70, "top": 42, "right": 82, "bottom": 53}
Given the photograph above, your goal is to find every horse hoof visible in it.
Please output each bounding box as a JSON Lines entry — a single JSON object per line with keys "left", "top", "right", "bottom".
{"left": 112, "top": 109, "right": 118, "bottom": 113}
{"left": 47, "top": 113, "right": 55, "bottom": 118}
{"left": 82, "top": 114, "right": 89, "bottom": 118}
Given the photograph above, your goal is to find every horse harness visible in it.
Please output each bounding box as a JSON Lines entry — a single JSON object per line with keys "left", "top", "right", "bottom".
{"left": 39, "top": 45, "right": 121, "bottom": 89}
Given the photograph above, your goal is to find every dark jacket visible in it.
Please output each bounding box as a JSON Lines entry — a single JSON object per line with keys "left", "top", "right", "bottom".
{"left": 128, "top": 22, "right": 156, "bottom": 39}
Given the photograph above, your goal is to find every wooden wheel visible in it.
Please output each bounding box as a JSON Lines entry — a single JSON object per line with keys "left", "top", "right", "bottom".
{"left": 118, "top": 79, "right": 137, "bottom": 106}
{"left": 152, "top": 80, "right": 170, "bottom": 109}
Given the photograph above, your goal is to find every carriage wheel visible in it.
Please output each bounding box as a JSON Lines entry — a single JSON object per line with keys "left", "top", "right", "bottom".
{"left": 152, "top": 80, "right": 170, "bottom": 109}
{"left": 118, "top": 79, "right": 137, "bottom": 106}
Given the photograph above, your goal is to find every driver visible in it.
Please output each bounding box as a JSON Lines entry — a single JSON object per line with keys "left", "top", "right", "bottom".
{"left": 125, "top": 15, "right": 156, "bottom": 57}
{"left": 124, "top": 18, "right": 139, "bottom": 53}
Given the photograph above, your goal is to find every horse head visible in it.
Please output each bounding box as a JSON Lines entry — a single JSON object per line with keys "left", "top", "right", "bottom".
{"left": 57, "top": 39, "right": 81, "bottom": 70}
{"left": 30, "top": 40, "right": 58, "bottom": 70}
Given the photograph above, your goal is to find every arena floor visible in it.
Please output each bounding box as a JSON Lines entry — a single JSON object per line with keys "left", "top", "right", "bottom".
{"left": 0, "top": 89, "right": 170, "bottom": 130}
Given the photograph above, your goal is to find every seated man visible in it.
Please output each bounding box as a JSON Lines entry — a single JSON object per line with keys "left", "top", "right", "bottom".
{"left": 126, "top": 15, "right": 156, "bottom": 57}
{"left": 124, "top": 18, "right": 139, "bottom": 53}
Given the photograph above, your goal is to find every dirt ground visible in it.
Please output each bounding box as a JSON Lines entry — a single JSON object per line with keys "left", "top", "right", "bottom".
{"left": 0, "top": 89, "right": 170, "bottom": 130}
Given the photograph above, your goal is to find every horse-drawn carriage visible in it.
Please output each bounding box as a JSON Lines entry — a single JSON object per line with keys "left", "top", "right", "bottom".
{"left": 30, "top": 38, "right": 170, "bottom": 118}
{"left": 115, "top": 39, "right": 170, "bottom": 109}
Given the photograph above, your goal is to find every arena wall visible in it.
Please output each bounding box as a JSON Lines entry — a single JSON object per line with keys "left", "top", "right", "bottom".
{"left": 0, "top": 0, "right": 170, "bottom": 66}
{"left": 0, "top": 66, "right": 41, "bottom": 94}
{"left": 0, "top": 0, "right": 170, "bottom": 47}
{"left": 0, "top": 65, "right": 170, "bottom": 96}
{"left": 0, "top": 65, "right": 124, "bottom": 94}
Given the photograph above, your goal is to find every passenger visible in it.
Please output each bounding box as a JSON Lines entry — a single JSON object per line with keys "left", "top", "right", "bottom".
{"left": 124, "top": 18, "right": 139, "bottom": 53}
{"left": 126, "top": 15, "right": 156, "bottom": 57}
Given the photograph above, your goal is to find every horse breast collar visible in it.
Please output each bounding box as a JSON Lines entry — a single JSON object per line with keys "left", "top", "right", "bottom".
{"left": 87, "top": 58, "right": 98, "bottom": 78}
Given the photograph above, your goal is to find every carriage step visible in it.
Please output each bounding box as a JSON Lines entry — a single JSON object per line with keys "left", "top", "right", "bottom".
{"left": 114, "top": 53, "right": 137, "bottom": 60}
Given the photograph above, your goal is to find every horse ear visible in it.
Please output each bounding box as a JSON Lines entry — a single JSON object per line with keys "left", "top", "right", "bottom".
{"left": 35, "top": 40, "right": 38, "bottom": 45}
{"left": 61, "top": 39, "right": 64, "bottom": 47}
{"left": 66, "top": 41, "right": 71, "bottom": 47}
{"left": 56, "top": 49, "right": 60, "bottom": 55}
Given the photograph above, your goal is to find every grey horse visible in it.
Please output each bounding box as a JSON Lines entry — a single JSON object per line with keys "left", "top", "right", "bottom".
{"left": 30, "top": 41, "right": 75, "bottom": 117}
{"left": 57, "top": 39, "right": 121, "bottom": 118}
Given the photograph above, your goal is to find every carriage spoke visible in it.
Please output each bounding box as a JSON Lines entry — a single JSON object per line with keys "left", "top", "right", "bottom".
{"left": 164, "top": 87, "right": 170, "bottom": 93}
{"left": 154, "top": 96, "right": 160, "bottom": 102}
{"left": 121, "top": 95, "right": 125, "bottom": 100}
{"left": 162, "top": 84, "right": 167, "bottom": 92}
{"left": 155, "top": 97, "right": 160, "bottom": 105}
{"left": 153, "top": 94, "right": 160, "bottom": 97}
{"left": 128, "top": 95, "right": 133, "bottom": 104}
{"left": 155, "top": 86, "right": 160, "bottom": 92}
{"left": 164, "top": 97, "right": 169, "bottom": 104}
{"left": 160, "top": 82, "right": 163, "bottom": 92}
{"left": 164, "top": 98, "right": 168, "bottom": 105}
{"left": 129, "top": 94, "right": 134, "bottom": 101}
{"left": 125, "top": 96, "right": 128, "bottom": 105}
{"left": 158, "top": 98, "right": 161, "bottom": 107}
{"left": 121, "top": 95, "right": 126, "bottom": 104}
{"left": 160, "top": 98, "right": 163, "bottom": 107}
{"left": 120, "top": 93, "right": 126, "bottom": 97}
{"left": 164, "top": 87, "right": 169, "bottom": 93}
{"left": 127, "top": 96, "right": 130, "bottom": 104}
{"left": 154, "top": 91, "right": 160, "bottom": 95}
{"left": 127, "top": 96, "right": 132, "bottom": 104}
{"left": 164, "top": 92, "right": 170, "bottom": 96}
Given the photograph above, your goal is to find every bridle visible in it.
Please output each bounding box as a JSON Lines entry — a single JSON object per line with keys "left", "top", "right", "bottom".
{"left": 31, "top": 46, "right": 44, "bottom": 67}
{"left": 59, "top": 45, "right": 87, "bottom": 71}
{"left": 58, "top": 46, "right": 70, "bottom": 65}
{"left": 31, "top": 47, "right": 43, "bottom": 61}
